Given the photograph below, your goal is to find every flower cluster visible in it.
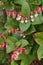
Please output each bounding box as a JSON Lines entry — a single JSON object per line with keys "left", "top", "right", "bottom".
{"left": 11, "top": 48, "right": 26, "bottom": 60}
{"left": 8, "top": 28, "right": 26, "bottom": 38}
{"left": 6, "top": 10, "right": 28, "bottom": 23}
{"left": 6, "top": 9, "right": 40, "bottom": 23}
{"left": 0, "top": 43, "right": 8, "bottom": 48}
{"left": 37, "top": 6, "right": 43, "bottom": 13}
{"left": 0, "top": 33, "right": 8, "bottom": 48}
{"left": 0, "top": 33, "right": 6, "bottom": 40}
{"left": 30, "top": 6, "right": 43, "bottom": 22}
{"left": 30, "top": 11, "right": 38, "bottom": 22}
{"left": 0, "top": 0, "right": 43, "bottom": 23}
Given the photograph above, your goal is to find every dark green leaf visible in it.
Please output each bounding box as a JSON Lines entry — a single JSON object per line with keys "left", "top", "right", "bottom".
{"left": 25, "top": 25, "right": 36, "bottom": 35}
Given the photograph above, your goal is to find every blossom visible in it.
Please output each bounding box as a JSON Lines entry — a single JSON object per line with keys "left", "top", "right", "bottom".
{"left": 37, "top": 6, "right": 42, "bottom": 13}
{"left": 0, "top": 43, "right": 8, "bottom": 48}
{"left": 12, "top": 10, "right": 17, "bottom": 18}
{"left": 6, "top": 10, "right": 11, "bottom": 17}
{"left": 11, "top": 51, "right": 19, "bottom": 60}
{"left": 33, "top": 11, "right": 38, "bottom": 17}
{"left": 11, "top": 48, "right": 26, "bottom": 60}
{"left": 8, "top": 28, "right": 15, "bottom": 35}
{"left": 0, "top": 33, "right": 6, "bottom": 40}
{"left": 41, "top": 6, "right": 43, "bottom": 11}
{"left": 16, "top": 12, "right": 22, "bottom": 21}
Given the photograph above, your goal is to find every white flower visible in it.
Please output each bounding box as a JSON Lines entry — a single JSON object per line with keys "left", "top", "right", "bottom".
{"left": 23, "top": 35, "right": 26, "bottom": 38}
{"left": 30, "top": 15, "right": 34, "bottom": 19}
{"left": 20, "top": 20, "right": 24, "bottom": 23}
{"left": 12, "top": 51, "right": 19, "bottom": 60}
{"left": 16, "top": 16, "right": 21, "bottom": 21}
{"left": 31, "top": 18, "right": 34, "bottom": 22}
{"left": 34, "top": 13, "right": 38, "bottom": 17}
{"left": 25, "top": 20, "right": 28, "bottom": 23}
{"left": 20, "top": 33, "right": 23, "bottom": 37}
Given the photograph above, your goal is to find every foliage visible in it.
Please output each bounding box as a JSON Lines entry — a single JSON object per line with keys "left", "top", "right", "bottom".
{"left": 0, "top": 0, "right": 43, "bottom": 65}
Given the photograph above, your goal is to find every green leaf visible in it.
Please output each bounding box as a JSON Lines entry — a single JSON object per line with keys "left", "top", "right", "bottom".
{"left": 40, "top": 0, "right": 43, "bottom": 5}
{"left": 21, "top": 2, "right": 30, "bottom": 17}
{"left": 25, "top": 46, "right": 32, "bottom": 54}
{"left": 14, "top": 0, "right": 26, "bottom": 5}
{"left": 14, "top": 33, "right": 22, "bottom": 40}
{"left": 21, "top": 54, "right": 35, "bottom": 65}
{"left": 16, "top": 39, "right": 29, "bottom": 47}
{"left": 5, "top": 2, "right": 14, "bottom": 10}
{"left": 11, "top": 61, "right": 18, "bottom": 65}
{"left": 19, "top": 20, "right": 30, "bottom": 32}
{"left": 1, "top": 0, "right": 7, "bottom": 2}
{"left": 20, "top": 39, "right": 29, "bottom": 47}
{"left": 33, "top": 32, "right": 43, "bottom": 46}
{"left": 6, "top": 36, "right": 18, "bottom": 45}
{"left": 35, "top": 24, "right": 43, "bottom": 32}
{"left": 31, "top": 16, "right": 43, "bottom": 25}
{"left": 6, "top": 44, "right": 16, "bottom": 53}
{"left": 37, "top": 46, "right": 43, "bottom": 60}
{"left": 5, "top": 17, "right": 19, "bottom": 29}
{"left": 29, "top": 0, "right": 41, "bottom": 5}
{"left": 25, "top": 25, "right": 36, "bottom": 35}
{"left": 0, "top": 38, "right": 4, "bottom": 44}
{"left": 0, "top": 5, "right": 3, "bottom": 10}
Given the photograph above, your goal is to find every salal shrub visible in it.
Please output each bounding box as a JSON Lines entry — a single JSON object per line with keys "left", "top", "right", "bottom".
{"left": 0, "top": 0, "right": 43, "bottom": 65}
